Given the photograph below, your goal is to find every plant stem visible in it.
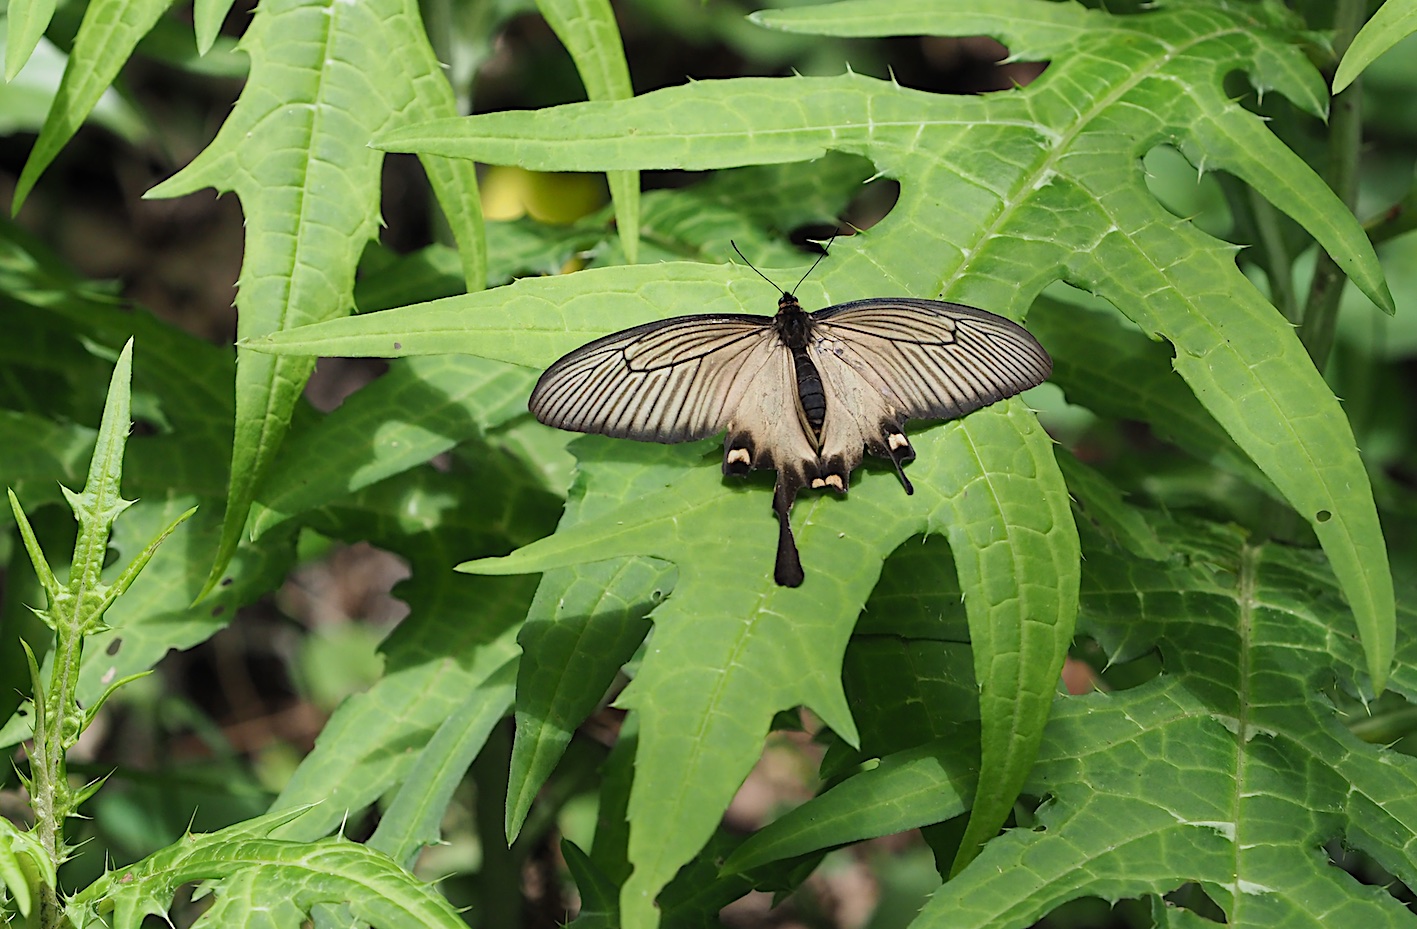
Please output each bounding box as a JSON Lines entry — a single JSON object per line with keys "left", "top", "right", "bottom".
{"left": 32, "top": 612, "right": 86, "bottom": 929}
{"left": 1247, "top": 185, "right": 1300, "bottom": 323}
{"left": 1365, "top": 188, "right": 1417, "bottom": 247}
{"left": 474, "top": 722, "right": 521, "bottom": 929}
{"left": 1298, "top": 0, "right": 1367, "bottom": 371}
{"left": 1218, "top": 172, "right": 1299, "bottom": 322}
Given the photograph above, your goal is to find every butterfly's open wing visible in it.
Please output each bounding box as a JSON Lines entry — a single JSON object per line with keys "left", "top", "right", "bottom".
{"left": 808, "top": 298, "right": 1052, "bottom": 491}
{"left": 530, "top": 313, "right": 816, "bottom": 585}
{"left": 530, "top": 314, "right": 778, "bottom": 442}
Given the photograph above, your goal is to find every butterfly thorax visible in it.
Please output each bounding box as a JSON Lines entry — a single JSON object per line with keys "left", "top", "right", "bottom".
{"left": 773, "top": 293, "right": 813, "bottom": 349}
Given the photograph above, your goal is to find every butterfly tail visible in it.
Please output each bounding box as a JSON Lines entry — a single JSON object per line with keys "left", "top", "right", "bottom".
{"left": 871, "top": 425, "right": 916, "bottom": 495}
{"left": 772, "top": 478, "right": 804, "bottom": 587}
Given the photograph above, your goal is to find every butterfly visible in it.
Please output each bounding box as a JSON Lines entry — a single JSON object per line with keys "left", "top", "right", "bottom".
{"left": 529, "top": 246, "right": 1051, "bottom": 587}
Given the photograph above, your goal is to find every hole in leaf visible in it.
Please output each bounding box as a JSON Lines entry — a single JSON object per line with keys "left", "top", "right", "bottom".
{"left": 1013, "top": 792, "right": 1048, "bottom": 831}
{"left": 1326, "top": 839, "right": 1417, "bottom": 914}
{"left": 161, "top": 881, "right": 211, "bottom": 926}
{"left": 842, "top": 178, "right": 900, "bottom": 234}
{"left": 873, "top": 34, "right": 1047, "bottom": 96}
{"left": 861, "top": 533, "right": 966, "bottom": 639}
{"left": 770, "top": 708, "right": 805, "bottom": 733}
{"left": 1336, "top": 688, "right": 1417, "bottom": 749}
{"left": 1141, "top": 145, "right": 1233, "bottom": 239}
{"left": 788, "top": 222, "right": 840, "bottom": 254}
{"left": 1071, "top": 637, "right": 1163, "bottom": 693}
{"left": 305, "top": 357, "right": 388, "bottom": 413}
{"left": 1161, "top": 882, "right": 1227, "bottom": 922}
{"left": 1316, "top": 509, "right": 1332, "bottom": 522}
{"left": 1035, "top": 896, "right": 1153, "bottom": 928}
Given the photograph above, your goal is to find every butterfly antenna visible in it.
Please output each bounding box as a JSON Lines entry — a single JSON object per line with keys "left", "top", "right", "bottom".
{"left": 731, "top": 240, "right": 786, "bottom": 296}
{"left": 792, "top": 226, "right": 841, "bottom": 293}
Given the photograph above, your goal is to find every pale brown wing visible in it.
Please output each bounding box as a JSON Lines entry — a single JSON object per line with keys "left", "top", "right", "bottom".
{"left": 807, "top": 298, "right": 1051, "bottom": 494}
{"left": 529, "top": 314, "right": 779, "bottom": 443}
{"left": 810, "top": 298, "right": 1051, "bottom": 421}
{"left": 530, "top": 312, "right": 820, "bottom": 586}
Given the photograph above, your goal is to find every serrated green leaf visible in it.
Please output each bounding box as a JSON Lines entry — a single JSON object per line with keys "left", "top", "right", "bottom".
{"left": 0, "top": 816, "right": 56, "bottom": 919}
{"left": 5, "top": 0, "right": 58, "bottom": 82}
{"left": 193, "top": 0, "right": 238, "bottom": 55}
{"left": 141, "top": 0, "right": 483, "bottom": 601}
{"left": 268, "top": 466, "right": 555, "bottom": 840}
{"left": 728, "top": 514, "right": 1417, "bottom": 927}
{"left": 1334, "top": 0, "right": 1417, "bottom": 92}
{"left": 65, "top": 808, "right": 463, "bottom": 929}
{"left": 12, "top": 0, "right": 172, "bottom": 206}
{"left": 505, "top": 440, "right": 681, "bottom": 842}
{"left": 238, "top": 0, "right": 1396, "bottom": 918}
{"left": 920, "top": 521, "right": 1416, "bottom": 926}
{"left": 368, "top": 660, "right": 518, "bottom": 868}
{"left": 504, "top": 558, "right": 664, "bottom": 842}
{"left": 272, "top": 0, "right": 1392, "bottom": 690}
{"left": 251, "top": 355, "right": 537, "bottom": 537}
{"left": 7, "top": 489, "right": 60, "bottom": 602}
{"left": 59, "top": 338, "right": 136, "bottom": 632}
{"left": 538, "top": 0, "right": 640, "bottom": 261}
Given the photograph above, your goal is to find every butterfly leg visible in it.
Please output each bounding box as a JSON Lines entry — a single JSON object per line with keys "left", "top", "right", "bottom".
{"left": 772, "top": 477, "right": 805, "bottom": 588}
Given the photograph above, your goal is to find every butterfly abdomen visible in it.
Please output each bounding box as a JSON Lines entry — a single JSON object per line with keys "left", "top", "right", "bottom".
{"left": 791, "top": 346, "right": 827, "bottom": 441}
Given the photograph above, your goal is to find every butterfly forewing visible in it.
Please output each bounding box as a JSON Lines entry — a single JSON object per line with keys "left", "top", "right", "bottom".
{"left": 529, "top": 315, "right": 777, "bottom": 443}
{"left": 811, "top": 298, "right": 1052, "bottom": 421}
